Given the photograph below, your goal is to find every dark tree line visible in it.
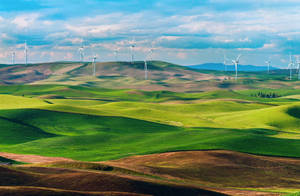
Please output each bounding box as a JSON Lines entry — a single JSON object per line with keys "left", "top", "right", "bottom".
{"left": 251, "top": 91, "right": 280, "bottom": 98}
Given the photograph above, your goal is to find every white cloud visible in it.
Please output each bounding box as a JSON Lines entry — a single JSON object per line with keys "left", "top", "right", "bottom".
{"left": 43, "top": 20, "right": 54, "bottom": 25}
{"left": 176, "top": 52, "right": 187, "bottom": 59}
{"left": 261, "top": 43, "right": 276, "bottom": 49}
{"left": 12, "top": 13, "right": 40, "bottom": 29}
{"left": 47, "top": 32, "right": 70, "bottom": 39}
{"left": 0, "top": 2, "right": 300, "bottom": 66}
{"left": 158, "top": 36, "right": 181, "bottom": 41}
{"left": 66, "top": 24, "right": 125, "bottom": 37}
{"left": 176, "top": 21, "right": 229, "bottom": 34}
{"left": 0, "top": 33, "right": 12, "bottom": 40}
{"left": 213, "top": 36, "right": 234, "bottom": 43}
{"left": 64, "top": 38, "right": 83, "bottom": 44}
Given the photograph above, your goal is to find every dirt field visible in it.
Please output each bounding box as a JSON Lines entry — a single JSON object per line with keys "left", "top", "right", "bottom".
{"left": 1, "top": 150, "right": 299, "bottom": 195}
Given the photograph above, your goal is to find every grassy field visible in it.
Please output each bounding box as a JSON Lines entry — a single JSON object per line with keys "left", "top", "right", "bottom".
{"left": 0, "top": 62, "right": 300, "bottom": 194}
{"left": 0, "top": 84, "right": 299, "bottom": 162}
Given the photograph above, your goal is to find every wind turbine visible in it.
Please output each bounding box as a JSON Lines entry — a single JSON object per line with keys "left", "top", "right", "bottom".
{"left": 11, "top": 51, "right": 15, "bottom": 65}
{"left": 296, "top": 56, "right": 300, "bottom": 80}
{"left": 223, "top": 54, "right": 229, "bottom": 72}
{"left": 130, "top": 39, "right": 136, "bottom": 64}
{"left": 148, "top": 47, "right": 154, "bottom": 61}
{"left": 114, "top": 48, "right": 119, "bottom": 62}
{"left": 265, "top": 59, "right": 271, "bottom": 74}
{"left": 90, "top": 43, "right": 97, "bottom": 76}
{"left": 78, "top": 46, "right": 84, "bottom": 62}
{"left": 288, "top": 54, "right": 294, "bottom": 80}
{"left": 144, "top": 46, "right": 155, "bottom": 80}
{"left": 24, "top": 41, "right": 28, "bottom": 65}
{"left": 232, "top": 54, "right": 242, "bottom": 81}
{"left": 144, "top": 60, "right": 148, "bottom": 80}
{"left": 92, "top": 55, "right": 97, "bottom": 76}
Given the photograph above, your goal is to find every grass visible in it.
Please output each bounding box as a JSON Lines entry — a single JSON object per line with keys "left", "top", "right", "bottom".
{"left": 0, "top": 94, "right": 48, "bottom": 109}
{"left": 0, "top": 156, "right": 23, "bottom": 164}
{"left": 0, "top": 63, "right": 299, "bottom": 194}
{"left": 0, "top": 84, "right": 299, "bottom": 162}
{"left": 1, "top": 118, "right": 300, "bottom": 161}
{"left": 287, "top": 192, "right": 300, "bottom": 196}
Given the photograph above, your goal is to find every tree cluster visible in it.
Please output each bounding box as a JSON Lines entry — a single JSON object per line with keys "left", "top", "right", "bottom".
{"left": 251, "top": 92, "right": 280, "bottom": 98}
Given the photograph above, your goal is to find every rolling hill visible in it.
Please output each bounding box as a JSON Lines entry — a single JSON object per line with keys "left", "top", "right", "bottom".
{"left": 0, "top": 61, "right": 220, "bottom": 91}
{"left": 0, "top": 85, "right": 299, "bottom": 162}
{"left": 0, "top": 61, "right": 299, "bottom": 93}
{"left": 0, "top": 62, "right": 300, "bottom": 195}
{"left": 0, "top": 165, "right": 223, "bottom": 196}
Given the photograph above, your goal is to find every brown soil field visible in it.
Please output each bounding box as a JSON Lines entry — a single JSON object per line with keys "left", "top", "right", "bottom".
{"left": 0, "top": 164, "right": 223, "bottom": 196}
{"left": 1, "top": 150, "right": 300, "bottom": 195}
{"left": 0, "top": 186, "right": 148, "bottom": 196}
{"left": 104, "top": 150, "right": 300, "bottom": 193}
{"left": 0, "top": 152, "right": 74, "bottom": 163}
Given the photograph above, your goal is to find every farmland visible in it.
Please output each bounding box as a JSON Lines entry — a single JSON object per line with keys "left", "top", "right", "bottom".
{"left": 0, "top": 61, "right": 299, "bottom": 195}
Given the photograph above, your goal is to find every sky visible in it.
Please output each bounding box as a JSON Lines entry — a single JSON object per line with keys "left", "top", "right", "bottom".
{"left": 0, "top": 0, "right": 300, "bottom": 67}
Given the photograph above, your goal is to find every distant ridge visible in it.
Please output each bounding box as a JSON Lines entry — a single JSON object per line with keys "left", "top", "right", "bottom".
{"left": 188, "top": 63, "right": 279, "bottom": 72}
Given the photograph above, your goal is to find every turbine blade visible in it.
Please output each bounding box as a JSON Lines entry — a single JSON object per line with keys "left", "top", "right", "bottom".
{"left": 236, "top": 54, "right": 242, "bottom": 61}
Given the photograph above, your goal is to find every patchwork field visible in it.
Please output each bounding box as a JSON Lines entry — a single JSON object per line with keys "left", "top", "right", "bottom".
{"left": 0, "top": 62, "right": 300, "bottom": 195}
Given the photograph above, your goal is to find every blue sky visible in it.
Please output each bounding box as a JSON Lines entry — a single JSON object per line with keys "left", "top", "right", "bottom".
{"left": 0, "top": 0, "right": 300, "bottom": 67}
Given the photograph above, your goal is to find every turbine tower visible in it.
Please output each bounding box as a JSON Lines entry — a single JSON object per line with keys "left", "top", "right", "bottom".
{"left": 288, "top": 54, "right": 294, "bottom": 80}
{"left": 130, "top": 39, "right": 136, "bottom": 64}
{"left": 24, "top": 41, "right": 28, "bottom": 65}
{"left": 232, "top": 54, "right": 242, "bottom": 81}
{"left": 148, "top": 48, "right": 154, "bottom": 61}
{"left": 78, "top": 46, "right": 84, "bottom": 62}
{"left": 144, "top": 60, "right": 148, "bottom": 80}
{"left": 144, "top": 47, "right": 154, "bottom": 80}
{"left": 92, "top": 55, "right": 97, "bottom": 76}
{"left": 11, "top": 51, "right": 15, "bottom": 65}
{"left": 265, "top": 59, "right": 271, "bottom": 74}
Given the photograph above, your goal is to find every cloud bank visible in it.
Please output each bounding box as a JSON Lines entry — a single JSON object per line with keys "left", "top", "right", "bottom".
{"left": 0, "top": 0, "right": 299, "bottom": 67}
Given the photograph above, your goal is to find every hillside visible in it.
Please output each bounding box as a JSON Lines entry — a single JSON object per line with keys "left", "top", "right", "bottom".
{"left": 0, "top": 165, "right": 223, "bottom": 196}
{"left": 0, "top": 85, "right": 299, "bottom": 161}
{"left": 0, "top": 61, "right": 299, "bottom": 92}
{"left": 105, "top": 150, "right": 300, "bottom": 192}
{"left": 0, "top": 61, "right": 221, "bottom": 91}
{"left": 0, "top": 65, "right": 300, "bottom": 195}
{"left": 188, "top": 63, "right": 279, "bottom": 72}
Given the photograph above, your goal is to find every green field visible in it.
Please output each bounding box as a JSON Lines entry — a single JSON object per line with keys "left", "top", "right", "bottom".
{"left": 1, "top": 62, "right": 300, "bottom": 195}
{"left": 0, "top": 84, "right": 299, "bottom": 161}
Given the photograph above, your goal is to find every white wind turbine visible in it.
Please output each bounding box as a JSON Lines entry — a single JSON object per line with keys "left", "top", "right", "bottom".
{"left": 24, "top": 41, "right": 28, "bottom": 65}
{"left": 144, "top": 60, "right": 148, "bottom": 80}
{"left": 144, "top": 45, "right": 155, "bottom": 80}
{"left": 90, "top": 44, "right": 97, "bottom": 76}
{"left": 296, "top": 56, "right": 300, "bottom": 80}
{"left": 288, "top": 54, "right": 294, "bottom": 80}
{"left": 114, "top": 48, "right": 120, "bottom": 62}
{"left": 265, "top": 59, "right": 271, "bottom": 74}
{"left": 232, "top": 54, "right": 242, "bottom": 81}
{"left": 129, "top": 38, "right": 136, "bottom": 64}
{"left": 92, "top": 55, "right": 97, "bottom": 76}
{"left": 11, "top": 51, "right": 16, "bottom": 65}
{"left": 148, "top": 47, "right": 154, "bottom": 61}
{"left": 78, "top": 46, "right": 84, "bottom": 62}
{"left": 223, "top": 54, "right": 229, "bottom": 72}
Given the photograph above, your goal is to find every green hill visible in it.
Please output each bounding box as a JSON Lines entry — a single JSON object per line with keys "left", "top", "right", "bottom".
{"left": 0, "top": 85, "right": 298, "bottom": 161}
